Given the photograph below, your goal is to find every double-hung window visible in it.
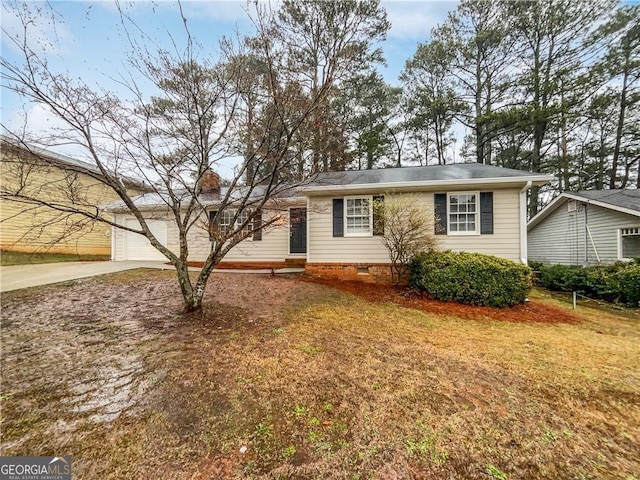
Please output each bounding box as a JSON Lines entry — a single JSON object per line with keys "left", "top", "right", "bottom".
{"left": 448, "top": 193, "right": 479, "bottom": 235}
{"left": 619, "top": 227, "right": 640, "bottom": 260}
{"left": 345, "top": 196, "right": 372, "bottom": 236}
{"left": 214, "top": 210, "right": 252, "bottom": 238}
{"left": 218, "top": 210, "right": 235, "bottom": 236}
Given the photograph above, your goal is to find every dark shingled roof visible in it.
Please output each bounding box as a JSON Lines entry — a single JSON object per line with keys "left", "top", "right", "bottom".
{"left": 570, "top": 190, "right": 640, "bottom": 213}
{"left": 310, "top": 163, "right": 546, "bottom": 186}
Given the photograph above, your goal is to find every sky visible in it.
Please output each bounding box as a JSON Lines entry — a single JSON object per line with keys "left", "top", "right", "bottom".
{"left": 1, "top": 0, "right": 458, "bottom": 177}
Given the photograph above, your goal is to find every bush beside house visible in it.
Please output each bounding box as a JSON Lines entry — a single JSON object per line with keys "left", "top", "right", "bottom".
{"left": 534, "top": 261, "right": 640, "bottom": 307}
{"left": 409, "top": 251, "right": 532, "bottom": 308}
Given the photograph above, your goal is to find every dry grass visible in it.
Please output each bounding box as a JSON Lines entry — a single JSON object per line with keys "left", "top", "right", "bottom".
{"left": 1, "top": 270, "right": 638, "bottom": 479}
{"left": 0, "top": 249, "right": 110, "bottom": 265}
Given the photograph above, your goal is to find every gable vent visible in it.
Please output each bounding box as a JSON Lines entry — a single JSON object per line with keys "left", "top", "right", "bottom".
{"left": 567, "top": 200, "right": 578, "bottom": 213}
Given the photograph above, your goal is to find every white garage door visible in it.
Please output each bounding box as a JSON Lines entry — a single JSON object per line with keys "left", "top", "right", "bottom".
{"left": 125, "top": 219, "right": 168, "bottom": 261}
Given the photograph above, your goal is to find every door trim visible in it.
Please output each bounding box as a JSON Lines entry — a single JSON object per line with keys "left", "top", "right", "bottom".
{"left": 288, "top": 207, "right": 307, "bottom": 255}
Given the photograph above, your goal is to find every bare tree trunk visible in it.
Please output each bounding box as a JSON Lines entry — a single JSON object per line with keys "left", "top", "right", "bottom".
{"left": 610, "top": 60, "right": 630, "bottom": 189}
{"left": 475, "top": 54, "right": 485, "bottom": 164}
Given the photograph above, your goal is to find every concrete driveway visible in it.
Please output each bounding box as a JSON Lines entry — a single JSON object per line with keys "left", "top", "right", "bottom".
{"left": 0, "top": 261, "right": 174, "bottom": 293}
{"left": 0, "top": 261, "right": 305, "bottom": 293}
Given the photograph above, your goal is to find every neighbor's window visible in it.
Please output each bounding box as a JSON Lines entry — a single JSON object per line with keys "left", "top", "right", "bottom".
{"left": 345, "top": 196, "right": 372, "bottom": 236}
{"left": 620, "top": 227, "right": 640, "bottom": 260}
{"left": 448, "top": 193, "right": 478, "bottom": 234}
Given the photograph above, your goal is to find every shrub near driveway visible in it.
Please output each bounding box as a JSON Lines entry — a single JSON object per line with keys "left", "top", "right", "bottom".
{"left": 409, "top": 251, "right": 532, "bottom": 307}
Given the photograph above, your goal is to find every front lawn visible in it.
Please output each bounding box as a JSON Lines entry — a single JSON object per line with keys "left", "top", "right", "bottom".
{"left": 0, "top": 249, "right": 110, "bottom": 266}
{"left": 1, "top": 270, "right": 638, "bottom": 479}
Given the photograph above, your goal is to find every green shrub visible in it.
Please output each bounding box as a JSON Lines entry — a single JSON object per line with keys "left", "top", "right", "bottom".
{"left": 409, "top": 251, "right": 532, "bottom": 308}
{"left": 528, "top": 260, "right": 544, "bottom": 271}
{"left": 537, "top": 265, "right": 586, "bottom": 292}
{"left": 537, "top": 262, "right": 640, "bottom": 307}
{"left": 615, "top": 265, "right": 640, "bottom": 307}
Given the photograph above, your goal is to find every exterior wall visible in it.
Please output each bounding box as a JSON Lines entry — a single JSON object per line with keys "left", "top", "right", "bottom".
{"left": 0, "top": 150, "right": 138, "bottom": 255}
{"left": 528, "top": 201, "right": 640, "bottom": 265}
{"left": 113, "top": 206, "right": 300, "bottom": 262}
{"left": 307, "top": 187, "right": 523, "bottom": 266}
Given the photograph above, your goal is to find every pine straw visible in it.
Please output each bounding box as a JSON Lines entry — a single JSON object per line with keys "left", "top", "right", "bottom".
{"left": 303, "top": 275, "right": 581, "bottom": 324}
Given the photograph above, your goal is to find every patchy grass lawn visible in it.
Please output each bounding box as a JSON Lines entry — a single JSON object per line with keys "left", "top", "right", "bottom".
{"left": 1, "top": 270, "right": 638, "bottom": 479}
{"left": 0, "top": 249, "right": 110, "bottom": 266}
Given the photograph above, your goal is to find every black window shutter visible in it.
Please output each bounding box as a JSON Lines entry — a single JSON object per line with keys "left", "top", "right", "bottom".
{"left": 373, "top": 195, "right": 384, "bottom": 236}
{"left": 333, "top": 198, "right": 344, "bottom": 237}
{"left": 209, "top": 210, "right": 219, "bottom": 240}
{"left": 253, "top": 209, "right": 263, "bottom": 241}
{"left": 480, "top": 192, "right": 494, "bottom": 234}
{"left": 434, "top": 194, "right": 447, "bottom": 235}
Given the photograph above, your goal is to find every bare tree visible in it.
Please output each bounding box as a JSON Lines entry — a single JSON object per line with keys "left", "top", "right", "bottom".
{"left": 0, "top": 1, "right": 385, "bottom": 312}
{"left": 373, "top": 194, "right": 438, "bottom": 285}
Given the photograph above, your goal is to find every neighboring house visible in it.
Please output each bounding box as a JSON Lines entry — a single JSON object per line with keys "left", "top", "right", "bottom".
{"left": 0, "top": 136, "right": 145, "bottom": 255}
{"left": 528, "top": 190, "right": 640, "bottom": 266}
{"left": 107, "top": 163, "right": 551, "bottom": 283}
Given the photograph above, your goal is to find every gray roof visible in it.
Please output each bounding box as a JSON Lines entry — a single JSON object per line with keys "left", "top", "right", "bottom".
{"left": 1, "top": 135, "right": 147, "bottom": 189}
{"left": 102, "top": 184, "right": 303, "bottom": 211}
{"left": 2, "top": 135, "right": 101, "bottom": 172}
{"left": 103, "top": 163, "right": 552, "bottom": 211}
{"left": 305, "top": 163, "right": 550, "bottom": 190}
{"left": 570, "top": 189, "right": 640, "bottom": 213}
{"left": 528, "top": 189, "right": 640, "bottom": 230}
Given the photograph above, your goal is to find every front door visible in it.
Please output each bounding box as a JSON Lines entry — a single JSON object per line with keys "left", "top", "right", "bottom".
{"left": 289, "top": 208, "right": 307, "bottom": 254}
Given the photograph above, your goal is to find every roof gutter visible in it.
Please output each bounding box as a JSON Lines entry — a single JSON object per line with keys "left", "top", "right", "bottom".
{"left": 520, "top": 181, "right": 532, "bottom": 265}
{"left": 300, "top": 175, "right": 553, "bottom": 194}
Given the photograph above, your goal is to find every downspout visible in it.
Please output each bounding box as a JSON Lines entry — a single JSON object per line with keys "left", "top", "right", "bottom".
{"left": 520, "top": 181, "right": 532, "bottom": 264}
{"left": 306, "top": 196, "right": 310, "bottom": 265}
{"left": 584, "top": 204, "right": 588, "bottom": 265}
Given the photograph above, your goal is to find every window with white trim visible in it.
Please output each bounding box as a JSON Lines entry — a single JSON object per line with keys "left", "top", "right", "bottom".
{"left": 448, "top": 193, "right": 478, "bottom": 234}
{"left": 345, "top": 196, "right": 372, "bottom": 236}
{"left": 620, "top": 227, "right": 640, "bottom": 260}
{"left": 216, "top": 210, "right": 252, "bottom": 237}
{"left": 236, "top": 210, "right": 252, "bottom": 235}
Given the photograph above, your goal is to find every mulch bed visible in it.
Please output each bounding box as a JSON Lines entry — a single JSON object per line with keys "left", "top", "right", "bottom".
{"left": 303, "top": 276, "right": 581, "bottom": 324}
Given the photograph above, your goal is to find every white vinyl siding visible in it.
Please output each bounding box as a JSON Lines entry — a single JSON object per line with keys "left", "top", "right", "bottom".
{"left": 308, "top": 188, "right": 522, "bottom": 263}
{"left": 113, "top": 206, "right": 298, "bottom": 262}
{"left": 528, "top": 201, "right": 640, "bottom": 265}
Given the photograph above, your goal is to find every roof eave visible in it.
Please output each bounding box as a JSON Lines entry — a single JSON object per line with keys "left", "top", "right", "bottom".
{"left": 301, "top": 175, "right": 553, "bottom": 195}
{"left": 528, "top": 192, "right": 640, "bottom": 231}
{"left": 102, "top": 195, "right": 307, "bottom": 213}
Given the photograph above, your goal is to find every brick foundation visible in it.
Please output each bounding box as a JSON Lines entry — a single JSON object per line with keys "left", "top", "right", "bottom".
{"left": 305, "top": 263, "right": 407, "bottom": 285}
{"left": 181, "top": 258, "right": 306, "bottom": 270}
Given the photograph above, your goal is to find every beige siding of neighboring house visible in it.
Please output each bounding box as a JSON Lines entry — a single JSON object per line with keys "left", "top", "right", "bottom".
{"left": 307, "top": 187, "right": 523, "bottom": 264}
{"left": 0, "top": 151, "right": 138, "bottom": 255}
{"left": 114, "top": 205, "right": 300, "bottom": 262}
{"left": 528, "top": 201, "right": 640, "bottom": 265}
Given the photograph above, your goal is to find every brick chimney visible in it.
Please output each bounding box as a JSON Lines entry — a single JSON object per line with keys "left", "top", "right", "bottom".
{"left": 201, "top": 169, "right": 221, "bottom": 193}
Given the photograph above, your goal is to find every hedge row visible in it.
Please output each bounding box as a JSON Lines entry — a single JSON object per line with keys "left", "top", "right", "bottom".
{"left": 409, "top": 251, "right": 532, "bottom": 308}
{"left": 533, "top": 261, "right": 640, "bottom": 307}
